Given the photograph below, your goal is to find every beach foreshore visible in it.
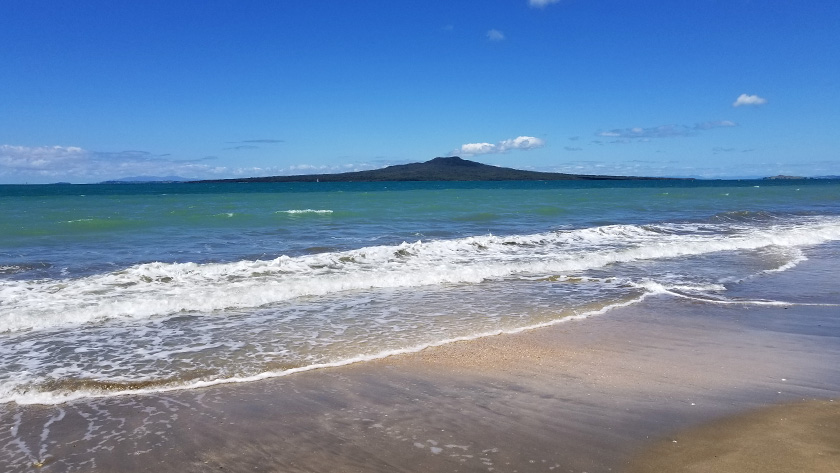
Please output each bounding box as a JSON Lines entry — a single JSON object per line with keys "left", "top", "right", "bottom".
{"left": 2, "top": 256, "right": 839, "bottom": 473}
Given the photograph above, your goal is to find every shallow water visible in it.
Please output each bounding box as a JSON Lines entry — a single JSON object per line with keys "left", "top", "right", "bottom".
{"left": 1, "top": 179, "right": 839, "bottom": 404}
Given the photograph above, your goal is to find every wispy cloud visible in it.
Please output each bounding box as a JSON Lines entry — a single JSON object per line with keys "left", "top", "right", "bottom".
{"left": 453, "top": 136, "right": 545, "bottom": 156}
{"left": 528, "top": 0, "right": 562, "bottom": 8}
{"left": 732, "top": 94, "right": 767, "bottom": 107}
{"left": 564, "top": 146, "right": 582, "bottom": 151}
{"left": 0, "top": 144, "right": 225, "bottom": 183}
{"left": 545, "top": 158, "right": 840, "bottom": 179}
{"left": 597, "top": 125, "right": 691, "bottom": 139}
{"left": 0, "top": 144, "right": 397, "bottom": 183}
{"left": 713, "top": 147, "right": 754, "bottom": 154}
{"left": 222, "top": 139, "right": 284, "bottom": 151}
{"left": 694, "top": 120, "right": 737, "bottom": 130}
{"left": 0, "top": 145, "right": 87, "bottom": 176}
{"left": 228, "top": 139, "right": 285, "bottom": 144}
{"left": 287, "top": 163, "right": 375, "bottom": 173}
{"left": 596, "top": 120, "right": 737, "bottom": 142}
{"left": 232, "top": 161, "right": 384, "bottom": 177}
{"left": 486, "top": 29, "right": 505, "bottom": 41}
{"left": 547, "top": 159, "right": 678, "bottom": 177}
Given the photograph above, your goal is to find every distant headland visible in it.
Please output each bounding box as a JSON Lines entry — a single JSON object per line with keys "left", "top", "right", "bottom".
{"left": 192, "top": 157, "right": 682, "bottom": 183}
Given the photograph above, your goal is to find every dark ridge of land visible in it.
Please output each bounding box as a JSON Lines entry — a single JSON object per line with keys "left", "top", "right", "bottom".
{"left": 763, "top": 174, "right": 810, "bottom": 180}
{"left": 192, "top": 156, "right": 682, "bottom": 183}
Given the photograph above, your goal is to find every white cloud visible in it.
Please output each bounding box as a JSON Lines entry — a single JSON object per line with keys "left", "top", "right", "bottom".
{"left": 529, "top": 0, "right": 562, "bottom": 7}
{"left": 0, "top": 145, "right": 86, "bottom": 172}
{"left": 498, "top": 136, "right": 544, "bottom": 151}
{"left": 454, "top": 136, "right": 545, "bottom": 156}
{"left": 0, "top": 144, "right": 224, "bottom": 183}
{"left": 486, "top": 29, "right": 505, "bottom": 41}
{"left": 0, "top": 143, "right": 401, "bottom": 183}
{"left": 732, "top": 94, "right": 767, "bottom": 107}
{"left": 459, "top": 142, "right": 497, "bottom": 155}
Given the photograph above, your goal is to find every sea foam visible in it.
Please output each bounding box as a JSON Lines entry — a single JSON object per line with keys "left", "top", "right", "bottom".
{"left": 1, "top": 217, "right": 839, "bottom": 334}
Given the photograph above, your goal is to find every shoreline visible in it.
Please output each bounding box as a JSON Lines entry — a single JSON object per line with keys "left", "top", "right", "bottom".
{"left": 3, "top": 292, "right": 651, "bottom": 407}
{"left": 2, "top": 254, "right": 839, "bottom": 472}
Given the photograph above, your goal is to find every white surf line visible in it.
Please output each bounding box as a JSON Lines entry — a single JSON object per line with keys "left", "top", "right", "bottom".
{"left": 659, "top": 289, "right": 840, "bottom": 307}
{"left": 763, "top": 250, "right": 808, "bottom": 274}
{"left": 6, "top": 292, "right": 656, "bottom": 406}
{"left": 275, "top": 209, "right": 333, "bottom": 214}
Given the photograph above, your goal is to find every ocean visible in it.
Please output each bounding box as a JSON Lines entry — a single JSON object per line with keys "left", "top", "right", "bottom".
{"left": 1, "top": 179, "right": 839, "bottom": 406}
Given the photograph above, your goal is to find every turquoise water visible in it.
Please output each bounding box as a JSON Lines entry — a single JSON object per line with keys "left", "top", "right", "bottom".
{"left": 1, "top": 179, "right": 839, "bottom": 404}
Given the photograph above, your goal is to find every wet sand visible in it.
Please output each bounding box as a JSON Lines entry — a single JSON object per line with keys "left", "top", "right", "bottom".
{"left": 626, "top": 399, "right": 839, "bottom": 473}
{"left": 2, "top": 256, "right": 839, "bottom": 472}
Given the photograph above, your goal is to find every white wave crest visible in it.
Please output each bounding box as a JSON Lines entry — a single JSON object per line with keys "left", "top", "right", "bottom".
{"left": 2, "top": 217, "right": 839, "bottom": 333}
{"left": 276, "top": 209, "right": 333, "bottom": 214}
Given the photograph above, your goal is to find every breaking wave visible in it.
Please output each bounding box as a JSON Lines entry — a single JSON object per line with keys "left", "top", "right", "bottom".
{"left": 2, "top": 216, "right": 839, "bottom": 334}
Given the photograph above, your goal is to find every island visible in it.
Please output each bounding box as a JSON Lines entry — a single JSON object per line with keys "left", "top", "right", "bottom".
{"left": 192, "top": 156, "right": 679, "bottom": 183}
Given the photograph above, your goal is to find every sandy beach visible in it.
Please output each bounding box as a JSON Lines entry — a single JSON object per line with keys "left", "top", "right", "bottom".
{"left": 626, "top": 399, "right": 839, "bottom": 473}
{"left": 2, "top": 254, "right": 839, "bottom": 472}
{"left": 3, "top": 0, "right": 839, "bottom": 470}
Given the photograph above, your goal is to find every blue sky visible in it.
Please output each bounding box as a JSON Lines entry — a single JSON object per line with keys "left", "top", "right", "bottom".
{"left": 1, "top": 0, "right": 838, "bottom": 183}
